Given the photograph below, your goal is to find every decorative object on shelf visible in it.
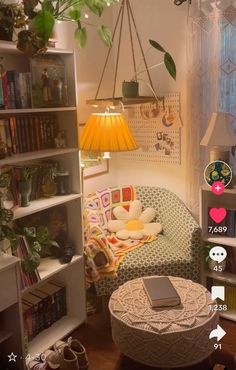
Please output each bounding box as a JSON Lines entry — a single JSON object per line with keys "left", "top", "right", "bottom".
{"left": 80, "top": 112, "right": 138, "bottom": 152}
{"left": 87, "top": 0, "right": 176, "bottom": 107}
{"left": 60, "top": 240, "right": 74, "bottom": 263}
{"left": 30, "top": 55, "right": 68, "bottom": 108}
{"left": 0, "top": 1, "right": 27, "bottom": 41}
{"left": 174, "top": 0, "right": 191, "bottom": 5}
{"left": 0, "top": 172, "right": 17, "bottom": 255}
{"left": 55, "top": 130, "right": 67, "bottom": 148}
{"left": 41, "top": 161, "right": 57, "bottom": 198}
{"left": 17, "top": 0, "right": 118, "bottom": 56}
{"left": 18, "top": 166, "right": 35, "bottom": 207}
{"left": 200, "top": 112, "right": 236, "bottom": 163}
{"left": 56, "top": 170, "right": 71, "bottom": 195}
{"left": 0, "top": 135, "right": 8, "bottom": 159}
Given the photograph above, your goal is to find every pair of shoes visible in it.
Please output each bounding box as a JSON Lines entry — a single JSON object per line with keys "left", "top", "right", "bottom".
{"left": 44, "top": 337, "right": 89, "bottom": 370}
{"left": 54, "top": 337, "right": 89, "bottom": 370}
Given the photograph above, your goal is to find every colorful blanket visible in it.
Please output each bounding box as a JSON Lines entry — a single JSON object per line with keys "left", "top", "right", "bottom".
{"left": 84, "top": 186, "right": 156, "bottom": 283}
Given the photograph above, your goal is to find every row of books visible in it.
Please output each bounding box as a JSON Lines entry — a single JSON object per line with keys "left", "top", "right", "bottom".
{"left": 0, "top": 71, "right": 32, "bottom": 109}
{"left": 22, "top": 280, "right": 67, "bottom": 341}
{"left": 0, "top": 114, "right": 59, "bottom": 155}
{"left": 14, "top": 235, "right": 41, "bottom": 290}
{"left": 208, "top": 207, "right": 236, "bottom": 237}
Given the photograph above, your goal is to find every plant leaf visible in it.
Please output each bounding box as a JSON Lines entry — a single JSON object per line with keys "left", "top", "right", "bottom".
{"left": 149, "top": 39, "right": 166, "bottom": 53}
{"left": 164, "top": 52, "right": 176, "bottom": 80}
{"left": 85, "top": 0, "right": 104, "bottom": 17}
{"left": 75, "top": 26, "right": 87, "bottom": 48}
{"left": 34, "top": 10, "right": 55, "bottom": 43}
{"left": 69, "top": 9, "right": 81, "bottom": 21}
{"left": 97, "top": 25, "right": 112, "bottom": 48}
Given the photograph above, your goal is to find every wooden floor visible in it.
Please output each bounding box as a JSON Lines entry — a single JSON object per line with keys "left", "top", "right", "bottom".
{"left": 72, "top": 312, "right": 236, "bottom": 370}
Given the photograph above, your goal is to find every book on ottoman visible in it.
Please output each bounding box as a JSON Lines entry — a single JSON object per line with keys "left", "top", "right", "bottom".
{"left": 142, "top": 276, "right": 181, "bottom": 308}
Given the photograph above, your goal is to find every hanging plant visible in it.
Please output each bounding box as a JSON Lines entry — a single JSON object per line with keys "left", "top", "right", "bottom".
{"left": 17, "top": 0, "right": 119, "bottom": 56}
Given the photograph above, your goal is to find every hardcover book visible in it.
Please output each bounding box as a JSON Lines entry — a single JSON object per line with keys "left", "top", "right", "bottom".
{"left": 142, "top": 276, "right": 181, "bottom": 308}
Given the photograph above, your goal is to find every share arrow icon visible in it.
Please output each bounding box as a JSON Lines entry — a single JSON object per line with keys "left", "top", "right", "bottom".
{"left": 209, "top": 325, "right": 226, "bottom": 342}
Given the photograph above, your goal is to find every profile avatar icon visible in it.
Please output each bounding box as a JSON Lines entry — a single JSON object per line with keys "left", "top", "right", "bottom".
{"left": 204, "top": 161, "right": 232, "bottom": 187}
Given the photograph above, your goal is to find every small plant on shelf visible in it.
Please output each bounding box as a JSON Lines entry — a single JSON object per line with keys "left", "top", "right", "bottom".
{"left": 0, "top": 1, "right": 27, "bottom": 41}
{"left": 17, "top": 0, "right": 119, "bottom": 56}
{"left": 122, "top": 40, "right": 176, "bottom": 99}
{"left": 0, "top": 173, "right": 17, "bottom": 254}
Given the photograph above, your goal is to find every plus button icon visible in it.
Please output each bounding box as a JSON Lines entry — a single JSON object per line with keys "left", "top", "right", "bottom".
{"left": 211, "top": 181, "right": 225, "bottom": 195}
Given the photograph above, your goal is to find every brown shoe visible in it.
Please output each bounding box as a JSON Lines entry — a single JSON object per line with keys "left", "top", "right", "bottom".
{"left": 69, "top": 338, "right": 89, "bottom": 370}
{"left": 59, "top": 346, "right": 79, "bottom": 370}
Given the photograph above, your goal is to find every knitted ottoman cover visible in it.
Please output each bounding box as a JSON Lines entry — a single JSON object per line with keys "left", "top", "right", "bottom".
{"left": 109, "top": 276, "right": 219, "bottom": 368}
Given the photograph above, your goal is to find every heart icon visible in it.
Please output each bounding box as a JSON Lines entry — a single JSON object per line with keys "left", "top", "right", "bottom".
{"left": 209, "top": 208, "right": 227, "bottom": 224}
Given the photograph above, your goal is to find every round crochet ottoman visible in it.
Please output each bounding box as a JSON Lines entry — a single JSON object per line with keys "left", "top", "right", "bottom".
{"left": 109, "top": 276, "right": 219, "bottom": 369}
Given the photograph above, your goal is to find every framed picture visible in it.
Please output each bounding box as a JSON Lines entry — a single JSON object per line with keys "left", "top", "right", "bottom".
{"left": 30, "top": 55, "right": 68, "bottom": 108}
{"left": 81, "top": 151, "right": 109, "bottom": 179}
{"left": 79, "top": 124, "right": 109, "bottom": 179}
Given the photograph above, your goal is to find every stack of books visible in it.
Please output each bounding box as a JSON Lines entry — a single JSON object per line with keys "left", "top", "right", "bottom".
{"left": 142, "top": 276, "right": 181, "bottom": 308}
{"left": 0, "top": 114, "right": 58, "bottom": 155}
{"left": 208, "top": 207, "right": 236, "bottom": 237}
{"left": 22, "top": 280, "right": 67, "bottom": 341}
{"left": 0, "top": 70, "right": 32, "bottom": 109}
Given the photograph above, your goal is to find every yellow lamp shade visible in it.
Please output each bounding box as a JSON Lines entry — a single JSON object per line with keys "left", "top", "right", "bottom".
{"left": 80, "top": 113, "right": 138, "bottom": 152}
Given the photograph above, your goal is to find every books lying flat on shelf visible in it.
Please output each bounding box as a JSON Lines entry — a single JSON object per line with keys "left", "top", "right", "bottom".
{"left": 142, "top": 276, "right": 181, "bottom": 308}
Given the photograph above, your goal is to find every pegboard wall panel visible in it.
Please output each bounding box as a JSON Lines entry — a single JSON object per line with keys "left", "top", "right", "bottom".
{"left": 121, "top": 92, "right": 182, "bottom": 165}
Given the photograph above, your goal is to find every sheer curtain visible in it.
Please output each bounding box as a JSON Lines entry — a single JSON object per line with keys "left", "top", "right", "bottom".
{"left": 186, "top": 0, "right": 236, "bottom": 216}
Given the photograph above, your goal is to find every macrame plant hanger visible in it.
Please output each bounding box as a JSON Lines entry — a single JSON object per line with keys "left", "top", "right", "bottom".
{"left": 87, "top": 0, "right": 164, "bottom": 107}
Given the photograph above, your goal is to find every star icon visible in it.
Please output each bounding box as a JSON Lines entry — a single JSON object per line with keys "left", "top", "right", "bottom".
{"left": 8, "top": 352, "right": 17, "bottom": 362}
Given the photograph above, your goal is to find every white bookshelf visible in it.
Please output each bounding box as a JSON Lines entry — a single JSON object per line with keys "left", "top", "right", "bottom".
{"left": 200, "top": 185, "right": 236, "bottom": 322}
{"left": 0, "top": 42, "right": 86, "bottom": 369}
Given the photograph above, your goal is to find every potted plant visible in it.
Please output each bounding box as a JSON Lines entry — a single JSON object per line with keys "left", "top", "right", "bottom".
{"left": 0, "top": 1, "right": 27, "bottom": 41}
{"left": 17, "top": 0, "right": 118, "bottom": 56}
{"left": 0, "top": 173, "right": 17, "bottom": 255}
{"left": 122, "top": 39, "right": 176, "bottom": 99}
{"left": 18, "top": 166, "right": 36, "bottom": 207}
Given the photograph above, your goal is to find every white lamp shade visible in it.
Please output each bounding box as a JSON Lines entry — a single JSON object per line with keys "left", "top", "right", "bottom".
{"left": 200, "top": 112, "right": 236, "bottom": 147}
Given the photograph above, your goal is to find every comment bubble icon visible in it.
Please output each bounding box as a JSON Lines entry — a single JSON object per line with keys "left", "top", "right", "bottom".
{"left": 209, "top": 246, "right": 227, "bottom": 263}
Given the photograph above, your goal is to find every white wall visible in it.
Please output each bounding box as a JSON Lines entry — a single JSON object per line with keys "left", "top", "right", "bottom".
{"left": 56, "top": 1, "right": 189, "bottom": 200}
{"left": 113, "top": 0, "right": 189, "bottom": 202}
{"left": 54, "top": 8, "right": 119, "bottom": 196}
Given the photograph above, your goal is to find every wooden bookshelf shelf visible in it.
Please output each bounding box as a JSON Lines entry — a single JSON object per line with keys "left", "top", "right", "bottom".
{"left": 0, "top": 41, "right": 73, "bottom": 55}
{"left": 203, "top": 235, "right": 236, "bottom": 248}
{"left": 206, "top": 270, "right": 236, "bottom": 285}
{"left": 22, "top": 255, "right": 83, "bottom": 294}
{"left": 28, "top": 315, "right": 83, "bottom": 356}
{"left": 0, "top": 330, "right": 13, "bottom": 344}
{"left": 0, "top": 107, "right": 77, "bottom": 115}
{"left": 13, "top": 193, "right": 82, "bottom": 220}
{"left": 0, "top": 148, "right": 78, "bottom": 165}
{"left": 220, "top": 309, "right": 236, "bottom": 322}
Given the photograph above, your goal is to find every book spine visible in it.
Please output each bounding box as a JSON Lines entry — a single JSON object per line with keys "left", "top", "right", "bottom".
{"left": 0, "top": 79, "right": 4, "bottom": 108}
{"left": 226, "top": 210, "right": 235, "bottom": 237}
{"left": 6, "top": 71, "right": 16, "bottom": 109}
{"left": 4, "top": 118, "right": 12, "bottom": 155}
{"left": 13, "top": 71, "right": 22, "bottom": 109}
{"left": 34, "top": 115, "right": 41, "bottom": 150}
{"left": 9, "top": 117, "right": 17, "bottom": 154}
{"left": 0, "top": 119, "right": 7, "bottom": 144}
{"left": 1, "top": 74, "right": 9, "bottom": 109}
{"left": 16, "top": 117, "right": 22, "bottom": 153}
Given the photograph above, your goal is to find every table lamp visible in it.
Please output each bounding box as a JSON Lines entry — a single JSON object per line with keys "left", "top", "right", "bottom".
{"left": 200, "top": 112, "right": 236, "bottom": 163}
{"left": 80, "top": 112, "right": 138, "bottom": 152}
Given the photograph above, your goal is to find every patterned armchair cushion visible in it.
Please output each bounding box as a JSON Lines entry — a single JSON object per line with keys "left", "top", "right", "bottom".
{"left": 94, "top": 186, "right": 201, "bottom": 296}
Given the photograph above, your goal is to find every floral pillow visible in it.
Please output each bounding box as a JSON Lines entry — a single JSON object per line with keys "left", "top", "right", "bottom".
{"left": 107, "top": 200, "right": 162, "bottom": 240}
